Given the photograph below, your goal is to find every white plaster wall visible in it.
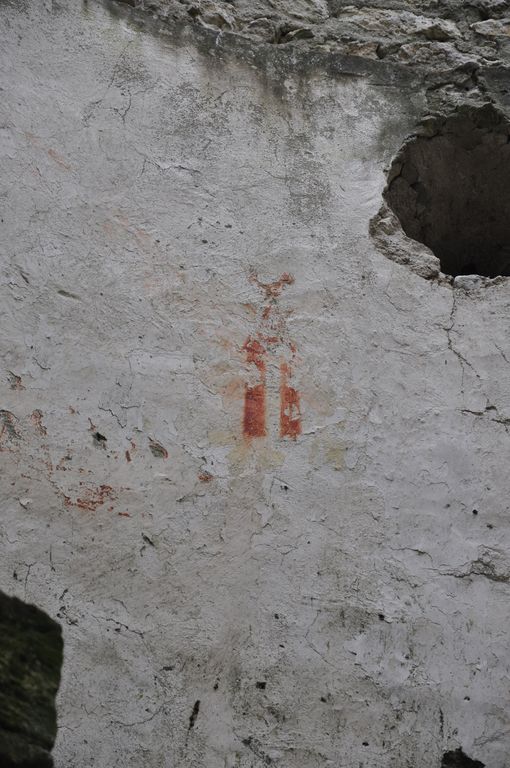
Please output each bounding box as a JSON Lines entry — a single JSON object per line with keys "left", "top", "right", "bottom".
{"left": 1, "top": 2, "right": 510, "bottom": 766}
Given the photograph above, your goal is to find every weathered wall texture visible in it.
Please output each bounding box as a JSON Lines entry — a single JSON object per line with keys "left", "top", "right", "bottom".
{"left": 2, "top": 1, "right": 510, "bottom": 766}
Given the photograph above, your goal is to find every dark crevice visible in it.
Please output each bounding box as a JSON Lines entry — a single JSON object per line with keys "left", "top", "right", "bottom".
{"left": 385, "top": 103, "right": 510, "bottom": 278}
{"left": 188, "top": 700, "right": 200, "bottom": 730}
{"left": 441, "top": 747, "right": 485, "bottom": 768}
{"left": 92, "top": 431, "right": 107, "bottom": 447}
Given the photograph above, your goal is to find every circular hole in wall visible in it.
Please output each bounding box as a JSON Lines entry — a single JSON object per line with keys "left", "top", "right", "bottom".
{"left": 384, "top": 104, "right": 510, "bottom": 279}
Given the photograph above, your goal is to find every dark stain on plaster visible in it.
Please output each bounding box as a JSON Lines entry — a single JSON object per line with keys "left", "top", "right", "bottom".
{"left": 92, "top": 431, "right": 107, "bottom": 447}
{"left": 0, "top": 410, "right": 20, "bottom": 442}
{"left": 188, "top": 699, "right": 200, "bottom": 730}
{"left": 242, "top": 736, "right": 273, "bottom": 765}
{"left": 31, "top": 409, "right": 47, "bottom": 436}
{"left": 57, "top": 288, "right": 81, "bottom": 300}
{"left": 8, "top": 372, "right": 24, "bottom": 391}
{"left": 149, "top": 439, "right": 168, "bottom": 459}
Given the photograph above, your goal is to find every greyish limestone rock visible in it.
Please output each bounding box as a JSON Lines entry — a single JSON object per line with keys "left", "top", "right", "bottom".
{"left": 113, "top": 0, "right": 506, "bottom": 73}
{"left": 0, "top": 592, "right": 63, "bottom": 768}
{"left": 471, "top": 18, "right": 510, "bottom": 36}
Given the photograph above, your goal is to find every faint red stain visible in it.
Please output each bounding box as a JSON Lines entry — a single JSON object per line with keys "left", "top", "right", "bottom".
{"left": 24, "top": 133, "right": 72, "bottom": 171}
{"left": 216, "top": 336, "right": 236, "bottom": 351}
{"left": 220, "top": 378, "right": 245, "bottom": 400}
{"left": 250, "top": 271, "right": 294, "bottom": 298}
{"left": 242, "top": 302, "right": 258, "bottom": 315}
{"left": 31, "top": 409, "right": 47, "bottom": 436}
{"left": 243, "top": 338, "right": 266, "bottom": 372}
{"left": 47, "top": 148, "right": 72, "bottom": 171}
{"left": 198, "top": 471, "right": 213, "bottom": 482}
{"left": 104, "top": 211, "right": 155, "bottom": 252}
{"left": 64, "top": 484, "right": 116, "bottom": 512}
{"left": 280, "top": 362, "right": 302, "bottom": 439}
{"left": 118, "top": 512, "right": 131, "bottom": 518}
{"left": 9, "top": 373, "right": 24, "bottom": 391}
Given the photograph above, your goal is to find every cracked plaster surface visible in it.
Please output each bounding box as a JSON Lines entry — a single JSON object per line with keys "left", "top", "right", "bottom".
{"left": 1, "top": 1, "right": 510, "bottom": 767}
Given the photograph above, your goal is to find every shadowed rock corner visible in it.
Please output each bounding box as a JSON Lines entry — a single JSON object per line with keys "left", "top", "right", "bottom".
{"left": 0, "top": 591, "right": 63, "bottom": 768}
{"left": 441, "top": 748, "right": 485, "bottom": 768}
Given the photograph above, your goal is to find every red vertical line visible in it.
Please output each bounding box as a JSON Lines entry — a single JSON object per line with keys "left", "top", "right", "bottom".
{"left": 243, "top": 338, "right": 267, "bottom": 438}
{"left": 280, "top": 361, "right": 302, "bottom": 439}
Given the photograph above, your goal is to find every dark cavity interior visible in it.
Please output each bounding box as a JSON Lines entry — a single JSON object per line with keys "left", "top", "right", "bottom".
{"left": 441, "top": 748, "right": 485, "bottom": 768}
{"left": 385, "top": 105, "right": 510, "bottom": 279}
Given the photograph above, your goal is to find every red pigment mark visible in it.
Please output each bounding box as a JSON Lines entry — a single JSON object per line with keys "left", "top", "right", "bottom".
{"left": 198, "top": 471, "right": 213, "bottom": 483}
{"left": 239, "top": 273, "right": 302, "bottom": 440}
{"left": 118, "top": 511, "right": 131, "bottom": 517}
{"left": 125, "top": 450, "right": 132, "bottom": 462}
{"left": 31, "top": 409, "right": 47, "bottom": 436}
{"left": 243, "top": 338, "right": 266, "bottom": 372}
{"left": 250, "top": 271, "right": 295, "bottom": 299}
{"left": 244, "top": 384, "right": 267, "bottom": 438}
{"left": 64, "top": 484, "right": 116, "bottom": 512}
{"left": 280, "top": 362, "right": 301, "bottom": 440}
{"left": 242, "top": 337, "right": 267, "bottom": 439}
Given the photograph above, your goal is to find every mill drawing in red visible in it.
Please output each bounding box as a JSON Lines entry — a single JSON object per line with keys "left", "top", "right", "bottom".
{"left": 242, "top": 272, "right": 302, "bottom": 440}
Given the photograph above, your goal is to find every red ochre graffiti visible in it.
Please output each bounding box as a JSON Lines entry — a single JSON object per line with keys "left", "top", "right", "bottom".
{"left": 280, "top": 362, "right": 302, "bottom": 439}
{"left": 242, "top": 272, "right": 302, "bottom": 441}
{"left": 243, "top": 383, "right": 267, "bottom": 438}
{"left": 242, "top": 338, "right": 267, "bottom": 438}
